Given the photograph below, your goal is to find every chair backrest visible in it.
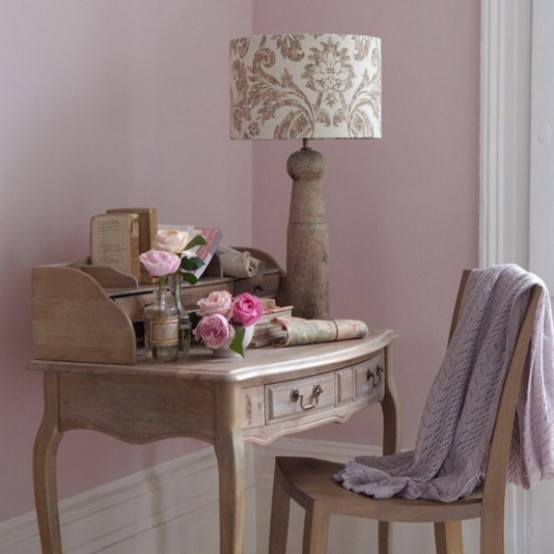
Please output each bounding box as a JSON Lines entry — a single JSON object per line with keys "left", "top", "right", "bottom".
{"left": 448, "top": 269, "right": 471, "bottom": 343}
{"left": 448, "top": 270, "right": 543, "bottom": 502}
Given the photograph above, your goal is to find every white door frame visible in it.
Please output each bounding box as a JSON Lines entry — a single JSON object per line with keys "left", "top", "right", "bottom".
{"left": 479, "top": 0, "right": 531, "bottom": 269}
{"left": 529, "top": 0, "right": 554, "bottom": 289}
{"left": 480, "top": 1, "right": 532, "bottom": 553}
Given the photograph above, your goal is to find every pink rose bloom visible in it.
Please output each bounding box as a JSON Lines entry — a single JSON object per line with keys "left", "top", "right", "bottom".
{"left": 154, "top": 229, "right": 192, "bottom": 254}
{"left": 139, "top": 250, "right": 181, "bottom": 277}
{"left": 194, "top": 313, "right": 235, "bottom": 349}
{"left": 197, "top": 290, "right": 233, "bottom": 318}
{"left": 231, "top": 293, "right": 263, "bottom": 327}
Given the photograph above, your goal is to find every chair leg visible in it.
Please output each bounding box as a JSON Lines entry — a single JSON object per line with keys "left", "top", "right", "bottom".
{"left": 302, "top": 501, "right": 330, "bottom": 554}
{"left": 480, "top": 510, "right": 504, "bottom": 554}
{"left": 434, "top": 521, "right": 463, "bottom": 554}
{"left": 268, "top": 465, "right": 291, "bottom": 554}
{"left": 378, "top": 521, "right": 391, "bottom": 554}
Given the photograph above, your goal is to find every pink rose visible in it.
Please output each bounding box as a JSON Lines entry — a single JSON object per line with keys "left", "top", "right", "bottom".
{"left": 154, "top": 229, "right": 192, "bottom": 254}
{"left": 139, "top": 250, "right": 181, "bottom": 277}
{"left": 197, "top": 290, "right": 233, "bottom": 318}
{"left": 193, "top": 313, "right": 235, "bottom": 349}
{"left": 231, "top": 293, "right": 263, "bottom": 327}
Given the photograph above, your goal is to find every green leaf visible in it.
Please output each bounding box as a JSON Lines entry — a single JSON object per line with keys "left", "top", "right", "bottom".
{"left": 180, "top": 271, "right": 198, "bottom": 285}
{"left": 180, "top": 256, "right": 204, "bottom": 271}
{"left": 185, "top": 235, "right": 207, "bottom": 249}
{"left": 229, "top": 326, "right": 245, "bottom": 356}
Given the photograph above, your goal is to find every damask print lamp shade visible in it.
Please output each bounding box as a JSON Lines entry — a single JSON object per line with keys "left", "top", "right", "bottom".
{"left": 229, "top": 34, "right": 382, "bottom": 319}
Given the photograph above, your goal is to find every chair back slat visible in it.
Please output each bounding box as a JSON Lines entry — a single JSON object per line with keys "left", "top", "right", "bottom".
{"left": 448, "top": 269, "right": 471, "bottom": 343}
{"left": 482, "top": 283, "right": 543, "bottom": 500}
{"left": 448, "top": 272, "right": 543, "bottom": 502}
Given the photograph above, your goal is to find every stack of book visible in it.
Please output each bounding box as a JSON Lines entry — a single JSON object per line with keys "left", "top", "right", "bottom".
{"left": 250, "top": 299, "right": 293, "bottom": 348}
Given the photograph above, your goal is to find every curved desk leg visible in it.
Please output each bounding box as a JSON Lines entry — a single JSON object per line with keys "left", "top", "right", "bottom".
{"left": 33, "top": 373, "right": 63, "bottom": 554}
{"left": 214, "top": 383, "right": 245, "bottom": 554}
{"left": 379, "top": 345, "right": 400, "bottom": 554}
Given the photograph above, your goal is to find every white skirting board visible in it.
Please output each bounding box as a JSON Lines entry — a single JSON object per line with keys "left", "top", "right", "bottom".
{"left": 0, "top": 446, "right": 254, "bottom": 554}
{"left": 0, "top": 437, "right": 537, "bottom": 554}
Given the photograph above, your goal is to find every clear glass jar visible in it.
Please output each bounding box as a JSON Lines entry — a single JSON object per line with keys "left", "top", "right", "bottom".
{"left": 143, "top": 288, "right": 179, "bottom": 362}
{"left": 172, "top": 273, "right": 192, "bottom": 355}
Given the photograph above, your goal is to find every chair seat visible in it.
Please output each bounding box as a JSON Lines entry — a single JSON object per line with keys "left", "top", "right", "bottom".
{"left": 276, "top": 456, "right": 483, "bottom": 523}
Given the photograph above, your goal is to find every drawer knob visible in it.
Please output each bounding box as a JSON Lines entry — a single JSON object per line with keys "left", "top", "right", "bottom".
{"left": 366, "top": 365, "right": 384, "bottom": 387}
{"left": 290, "top": 384, "right": 323, "bottom": 411}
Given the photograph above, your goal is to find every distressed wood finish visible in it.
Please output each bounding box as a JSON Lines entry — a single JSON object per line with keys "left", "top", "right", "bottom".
{"left": 33, "top": 373, "right": 63, "bottom": 554}
{"left": 268, "top": 273, "right": 543, "bottom": 554}
{"left": 30, "top": 331, "right": 397, "bottom": 554}
{"left": 32, "top": 265, "right": 137, "bottom": 364}
{"left": 58, "top": 373, "right": 217, "bottom": 443}
{"left": 286, "top": 145, "right": 329, "bottom": 319}
{"left": 31, "top": 250, "right": 283, "bottom": 365}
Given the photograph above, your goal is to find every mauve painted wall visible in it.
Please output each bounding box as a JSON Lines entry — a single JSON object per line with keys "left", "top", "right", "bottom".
{"left": 251, "top": 1, "right": 480, "bottom": 446}
{"left": 0, "top": 0, "right": 480, "bottom": 525}
{"left": 0, "top": 0, "right": 252, "bottom": 522}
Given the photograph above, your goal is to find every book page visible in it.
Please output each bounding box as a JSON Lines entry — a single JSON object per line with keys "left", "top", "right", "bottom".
{"left": 90, "top": 214, "right": 140, "bottom": 278}
{"left": 106, "top": 208, "right": 157, "bottom": 253}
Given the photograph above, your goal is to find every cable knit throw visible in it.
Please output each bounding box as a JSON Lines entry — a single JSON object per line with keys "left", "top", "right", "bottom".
{"left": 335, "top": 265, "right": 554, "bottom": 501}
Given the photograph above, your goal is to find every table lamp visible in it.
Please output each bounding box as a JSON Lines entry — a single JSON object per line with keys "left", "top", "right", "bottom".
{"left": 230, "top": 34, "right": 382, "bottom": 319}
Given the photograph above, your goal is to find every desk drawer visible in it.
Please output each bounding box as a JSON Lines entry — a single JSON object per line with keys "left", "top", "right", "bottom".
{"left": 232, "top": 269, "right": 280, "bottom": 298}
{"left": 354, "top": 352, "right": 385, "bottom": 399}
{"left": 265, "top": 372, "right": 336, "bottom": 423}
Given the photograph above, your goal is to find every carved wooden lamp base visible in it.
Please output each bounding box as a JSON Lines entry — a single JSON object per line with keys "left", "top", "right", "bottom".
{"left": 285, "top": 140, "right": 330, "bottom": 320}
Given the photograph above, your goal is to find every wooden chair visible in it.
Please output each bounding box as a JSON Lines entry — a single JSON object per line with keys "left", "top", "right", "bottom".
{"left": 268, "top": 270, "right": 544, "bottom": 554}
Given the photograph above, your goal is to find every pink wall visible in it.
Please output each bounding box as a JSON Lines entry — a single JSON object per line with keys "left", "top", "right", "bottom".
{"left": 0, "top": 0, "right": 480, "bottom": 524}
{"left": 0, "top": 0, "right": 252, "bottom": 522}
{"left": 252, "top": 1, "right": 480, "bottom": 446}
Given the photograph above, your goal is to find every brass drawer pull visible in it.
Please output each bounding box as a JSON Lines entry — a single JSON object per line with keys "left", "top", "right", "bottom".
{"left": 290, "top": 384, "right": 323, "bottom": 410}
{"left": 366, "top": 365, "right": 384, "bottom": 387}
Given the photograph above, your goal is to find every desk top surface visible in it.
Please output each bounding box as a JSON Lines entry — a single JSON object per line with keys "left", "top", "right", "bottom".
{"left": 29, "top": 329, "right": 394, "bottom": 385}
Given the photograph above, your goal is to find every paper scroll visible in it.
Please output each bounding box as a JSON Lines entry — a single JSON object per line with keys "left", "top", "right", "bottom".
{"left": 276, "top": 317, "right": 368, "bottom": 347}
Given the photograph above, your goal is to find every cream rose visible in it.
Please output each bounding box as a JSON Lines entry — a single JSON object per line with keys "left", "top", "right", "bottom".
{"left": 154, "top": 229, "right": 192, "bottom": 254}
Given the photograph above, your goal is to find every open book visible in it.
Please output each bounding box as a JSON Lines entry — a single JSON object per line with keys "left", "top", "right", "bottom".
{"left": 158, "top": 225, "right": 222, "bottom": 279}
{"left": 90, "top": 213, "right": 141, "bottom": 280}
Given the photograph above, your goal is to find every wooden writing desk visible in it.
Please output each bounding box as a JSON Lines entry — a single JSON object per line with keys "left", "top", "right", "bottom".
{"left": 30, "top": 331, "right": 398, "bottom": 553}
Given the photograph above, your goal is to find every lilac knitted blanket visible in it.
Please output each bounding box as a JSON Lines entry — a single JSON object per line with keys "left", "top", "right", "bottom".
{"left": 335, "top": 265, "right": 554, "bottom": 501}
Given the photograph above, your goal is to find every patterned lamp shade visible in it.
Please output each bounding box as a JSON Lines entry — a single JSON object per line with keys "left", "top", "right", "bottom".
{"left": 229, "top": 34, "right": 382, "bottom": 140}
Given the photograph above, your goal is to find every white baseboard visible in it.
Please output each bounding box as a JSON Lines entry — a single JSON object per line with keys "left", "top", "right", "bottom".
{"left": 0, "top": 438, "right": 375, "bottom": 554}
{"left": 0, "top": 437, "right": 523, "bottom": 554}
{"left": 0, "top": 446, "right": 254, "bottom": 554}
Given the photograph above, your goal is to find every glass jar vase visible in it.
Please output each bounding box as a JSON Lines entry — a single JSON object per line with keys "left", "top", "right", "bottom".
{"left": 172, "top": 273, "right": 192, "bottom": 355}
{"left": 143, "top": 288, "right": 179, "bottom": 362}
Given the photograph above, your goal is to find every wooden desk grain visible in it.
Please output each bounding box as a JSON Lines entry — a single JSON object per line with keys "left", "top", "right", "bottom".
{"left": 30, "top": 331, "right": 398, "bottom": 554}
